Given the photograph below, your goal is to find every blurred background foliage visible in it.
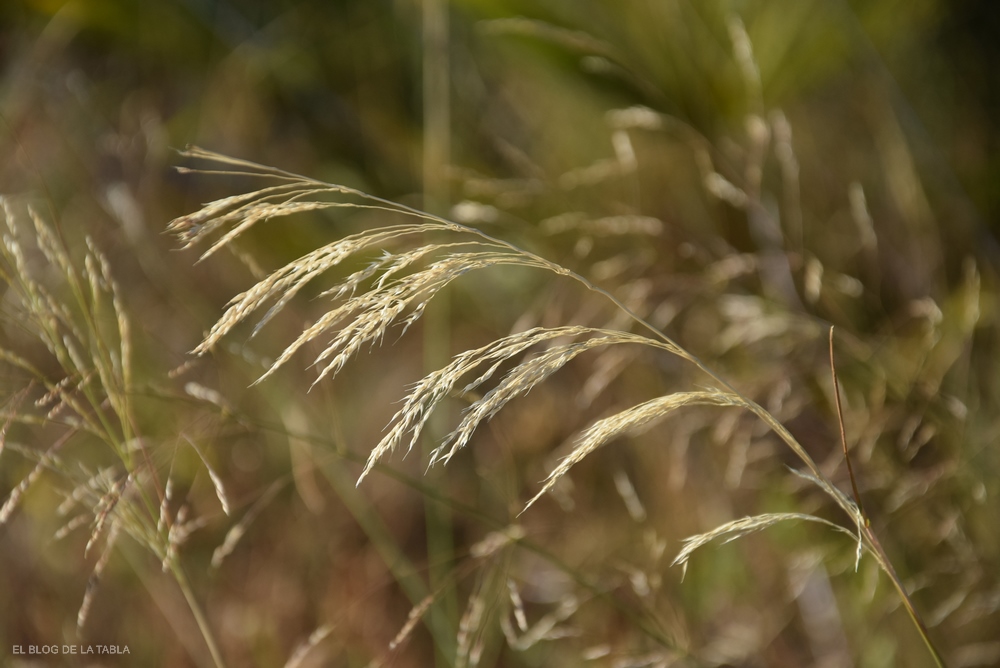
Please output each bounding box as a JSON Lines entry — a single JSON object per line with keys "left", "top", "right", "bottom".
{"left": 1, "top": 0, "right": 998, "bottom": 666}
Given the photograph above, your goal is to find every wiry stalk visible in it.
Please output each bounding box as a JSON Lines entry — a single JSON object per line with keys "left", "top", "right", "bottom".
{"left": 830, "top": 328, "right": 945, "bottom": 667}
{"left": 169, "top": 561, "right": 229, "bottom": 668}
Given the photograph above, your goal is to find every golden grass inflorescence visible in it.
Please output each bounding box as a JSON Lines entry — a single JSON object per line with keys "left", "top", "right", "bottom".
{"left": 169, "top": 144, "right": 946, "bottom": 664}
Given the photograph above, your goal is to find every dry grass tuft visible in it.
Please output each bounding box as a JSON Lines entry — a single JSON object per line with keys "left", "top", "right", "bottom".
{"left": 0, "top": 197, "right": 231, "bottom": 665}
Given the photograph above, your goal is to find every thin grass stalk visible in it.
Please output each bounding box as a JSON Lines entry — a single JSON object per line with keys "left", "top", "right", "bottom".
{"left": 422, "top": 0, "right": 460, "bottom": 662}
{"left": 168, "top": 561, "right": 229, "bottom": 668}
{"left": 830, "top": 327, "right": 945, "bottom": 667}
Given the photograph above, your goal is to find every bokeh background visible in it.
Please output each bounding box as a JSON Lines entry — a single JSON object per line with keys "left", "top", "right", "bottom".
{"left": 1, "top": 1, "right": 998, "bottom": 666}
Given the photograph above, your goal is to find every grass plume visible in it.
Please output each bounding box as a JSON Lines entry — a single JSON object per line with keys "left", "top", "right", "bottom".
{"left": 172, "top": 144, "right": 947, "bottom": 665}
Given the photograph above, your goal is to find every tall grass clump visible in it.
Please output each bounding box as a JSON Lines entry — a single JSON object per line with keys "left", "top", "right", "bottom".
{"left": 152, "top": 9, "right": 997, "bottom": 664}
{"left": 0, "top": 198, "right": 233, "bottom": 666}
{"left": 168, "top": 136, "right": 947, "bottom": 665}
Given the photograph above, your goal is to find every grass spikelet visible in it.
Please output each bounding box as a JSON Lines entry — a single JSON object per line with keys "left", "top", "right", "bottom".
{"left": 171, "top": 147, "right": 394, "bottom": 258}
{"left": 162, "top": 507, "right": 185, "bottom": 572}
{"left": 469, "top": 525, "right": 525, "bottom": 559}
{"left": 162, "top": 505, "right": 210, "bottom": 571}
{"left": 581, "top": 644, "right": 611, "bottom": 660}
{"left": 58, "top": 466, "right": 113, "bottom": 516}
{"left": 390, "top": 592, "right": 437, "bottom": 652}
{"left": 167, "top": 183, "right": 309, "bottom": 246}
{"left": 85, "top": 251, "right": 107, "bottom": 317}
{"left": 157, "top": 470, "right": 174, "bottom": 535}
{"left": 283, "top": 624, "right": 333, "bottom": 668}
{"left": 29, "top": 205, "right": 75, "bottom": 281}
{"left": 671, "top": 513, "right": 857, "bottom": 578}
{"left": 193, "top": 226, "right": 436, "bottom": 353}
{"left": 727, "top": 16, "right": 762, "bottom": 99}
{"left": 85, "top": 472, "right": 131, "bottom": 557}
{"left": 507, "top": 579, "right": 528, "bottom": 634}
{"left": 430, "top": 332, "right": 672, "bottom": 469}
{"left": 36, "top": 376, "right": 72, "bottom": 411}
{"left": 0, "top": 388, "right": 27, "bottom": 461}
{"left": 62, "top": 334, "right": 89, "bottom": 378}
{"left": 363, "top": 325, "right": 607, "bottom": 481}
{"left": 501, "top": 590, "right": 579, "bottom": 651}
{"left": 184, "top": 382, "right": 233, "bottom": 414}
{"left": 55, "top": 513, "right": 91, "bottom": 541}
{"left": 1, "top": 451, "right": 56, "bottom": 525}
{"left": 92, "top": 240, "right": 133, "bottom": 394}
{"left": 612, "top": 470, "right": 646, "bottom": 523}
{"left": 525, "top": 391, "right": 744, "bottom": 511}
{"left": 212, "top": 481, "right": 283, "bottom": 568}
{"left": 236, "top": 247, "right": 537, "bottom": 388}
{"left": 299, "top": 251, "right": 544, "bottom": 386}
{"left": 704, "top": 173, "right": 748, "bottom": 208}
{"left": 184, "top": 436, "right": 231, "bottom": 516}
{"left": 606, "top": 105, "right": 664, "bottom": 132}
{"left": 77, "top": 520, "right": 121, "bottom": 635}
{"left": 197, "top": 200, "right": 339, "bottom": 261}
{"left": 456, "top": 591, "right": 487, "bottom": 668}
{"left": 848, "top": 182, "right": 878, "bottom": 254}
